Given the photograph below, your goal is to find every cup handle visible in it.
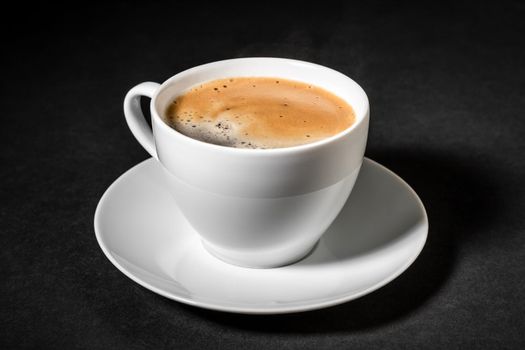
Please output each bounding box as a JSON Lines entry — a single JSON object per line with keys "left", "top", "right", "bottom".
{"left": 123, "top": 82, "right": 161, "bottom": 159}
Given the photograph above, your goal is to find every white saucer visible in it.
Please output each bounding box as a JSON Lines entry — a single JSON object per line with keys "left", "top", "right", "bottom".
{"left": 94, "top": 157, "right": 427, "bottom": 314}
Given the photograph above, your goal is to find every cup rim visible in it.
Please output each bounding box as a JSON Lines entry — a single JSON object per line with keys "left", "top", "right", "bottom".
{"left": 150, "top": 57, "right": 369, "bottom": 155}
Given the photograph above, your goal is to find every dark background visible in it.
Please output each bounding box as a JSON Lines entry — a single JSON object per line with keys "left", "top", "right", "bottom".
{"left": 2, "top": 1, "right": 524, "bottom": 349}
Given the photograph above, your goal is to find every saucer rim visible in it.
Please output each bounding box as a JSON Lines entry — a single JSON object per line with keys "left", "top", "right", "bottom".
{"left": 94, "top": 157, "right": 428, "bottom": 314}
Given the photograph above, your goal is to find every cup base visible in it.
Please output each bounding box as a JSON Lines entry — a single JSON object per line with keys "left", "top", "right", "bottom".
{"left": 201, "top": 239, "right": 319, "bottom": 269}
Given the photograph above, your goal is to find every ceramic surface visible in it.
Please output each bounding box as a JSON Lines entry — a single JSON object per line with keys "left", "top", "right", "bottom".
{"left": 124, "top": 58, "right": 369, "bottom": 267}
{"left": 94, "top": 158, "right": 428, "bottom": 314}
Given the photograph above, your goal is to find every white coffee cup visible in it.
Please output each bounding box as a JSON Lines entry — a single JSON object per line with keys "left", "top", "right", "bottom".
{"left": 123, "top": 58, "right": 369, "bottom": 268}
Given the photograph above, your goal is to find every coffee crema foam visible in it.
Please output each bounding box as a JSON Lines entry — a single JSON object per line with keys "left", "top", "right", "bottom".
{"left": 163, "top": 77, "right": 355, "bottom": 149}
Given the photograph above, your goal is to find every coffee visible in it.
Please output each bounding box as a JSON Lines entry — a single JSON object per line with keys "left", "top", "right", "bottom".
{"left": 163, "top": 77, "right": 355, "bottom": 149}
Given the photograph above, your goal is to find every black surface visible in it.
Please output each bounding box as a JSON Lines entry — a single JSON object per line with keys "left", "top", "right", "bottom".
{"left": 2, "top": 1, "right": 524, "bottom": 349}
